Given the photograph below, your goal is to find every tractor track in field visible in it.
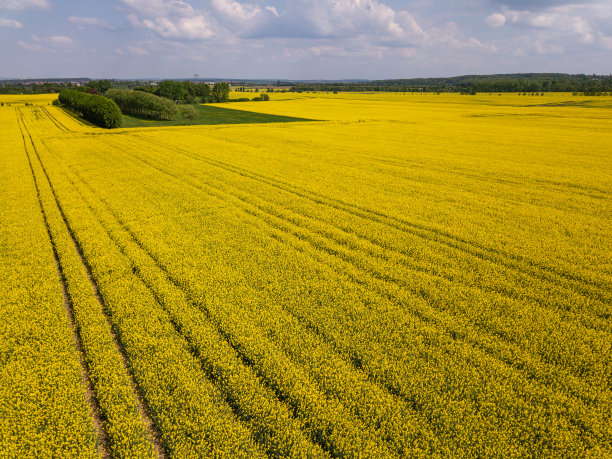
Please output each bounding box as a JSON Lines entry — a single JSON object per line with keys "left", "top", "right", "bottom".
{"left": 109, "top": 138, "right": 611, "bottom": 402}
{"left": 30, "top": 130, "right": 363, "bottom": 458}
{"left": 114, "top": 138, "right": 611, "bottom": 335}
{"left": 67, "top": 184, "right": 337, "bottom": 457}
{"left": 64, "top": 146, "right": 609, "bottom": 447}
{"left": 63, "top": 160, "right": 410, "bottom": 458}
{"left": 40, "top": 106, "right": 72, "bottom": 133}
{"left": 17, "top": 109, "right": 112, "bottom": 459}
{"left": 134, "top": 133, "right": 611, "bottom": 302}
{"left": 18, "top": 109, "right": 167, "bottom": 459}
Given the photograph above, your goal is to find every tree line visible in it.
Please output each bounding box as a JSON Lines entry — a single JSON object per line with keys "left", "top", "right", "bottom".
{"left": 290, "top": 73, "right": 612, "bottom": 93}
{"left": 133, "top": 80, "right": 230, "bottom": 103}
{"left": 58, "top": 89, "right": 122, "bottom": 129}
{"left": 5, "top": 74, "right": 612, "bottom": 96}
{"left": 54, "top": 80, "right": 239, "bottom": 127}
{"left": 84, "top": 79, "right": 228, "bottom": 103}
{"left": 106, "top": 89, "right": 176, "bottom": 120}
{"left": 0, "top": 80, "right": 87, "bottom": 95}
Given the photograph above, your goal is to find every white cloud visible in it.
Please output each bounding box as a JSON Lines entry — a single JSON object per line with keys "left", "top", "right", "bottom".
{"left": 141, "top": 15, "right": 215, "bottom": 39}
{"left": 503, "top": 8, "right": 595, "bottom": 43}
{"left": 114, "top": 0, "right": 610, "bottom": 73}
{"left": 505, "top": 33, "right": 566, "bottom": 57}
{"left": 18, "top": 34, "right": 76, "bottom": 52}
{"left": 123, "top": 0, "right": 217, "bottom": 40}
{"left": 118, "top": 0, "right": 427, "bottom": 68}
{"left": 396, "top": 47, "right": 416, "bottom": 58}
{"left": 115, "top": 45, "right": 148, "bottom": 55}
{"left": 265, "top": 5, "right": 279, "bottom": 17}
{"left": 244, "top": 0, "right": 423, "bottom": 45}
{"left": 0, "top": 17, "right": 22, "bottom": 28}
{"left": 0, "top": 0, "right": 50, "bottom": 10}
{"left": 396, "top": 11, "right": 423, "bottom": 38}
{"left": 68, "top": 16, "right": 116, "bottom": 30}
{"left": 424, "top": 22, "right": 496, "bottom": 52}
{"left": 126, "top": 14, "right": 141, "bottom": 27}
{"left": 48, "top": 35, "right": 75, "bottom": 47}
{"left": 124, "top": 0, "right": 425, "bottom": 45}
{"left": 121, "top": 0, "right": 195, "bottom": 18}
{"left": 292, "top": 0, "right": 405, "bottom": 38}
{"left": 278, "top": 40, "right": 387, "bottom": 62}
{"left": 485, "top": 13, "right": 506, "bottom": 28}
{"left": 534, "top": 39, "right": 564, "bottom": 55}
{"left": 18, "top": 40, "right": 41, "bottom": 51}
{"left": 211, "top": 0, "right": 261, "bottom": 23}
{"left": 601, "top": 35, "right": 612, "bottom": 50}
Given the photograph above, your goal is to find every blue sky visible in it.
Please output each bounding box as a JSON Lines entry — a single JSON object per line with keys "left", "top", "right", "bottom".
{"left": 1, "top": 0, "right": 611, "bottom": 79}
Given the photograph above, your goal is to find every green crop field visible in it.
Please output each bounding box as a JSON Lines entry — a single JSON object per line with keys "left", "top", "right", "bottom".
{"left": 1, "top": 92, "right": 611, "bottom": 458}
{"left": 120, "top": 103, "right": 311, "bottom": 128}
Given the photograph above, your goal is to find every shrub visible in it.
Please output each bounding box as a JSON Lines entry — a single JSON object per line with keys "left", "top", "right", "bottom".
{"left": 87, "top": 79, "right": 112, "bottom": 94}
{"left": 158, "top": 80, "right": 188, "bottom": 102}
{"left": 106, "top": 89, "right": 177, "bottom": 121}
{"left": 212, "top": 82, "right": 230, "bottom": 102}
{"left": 59, "top": 89, "right": 122, "bottom": 129}
{"left": 181, "top": 105, "right": 197, "bottom": 124}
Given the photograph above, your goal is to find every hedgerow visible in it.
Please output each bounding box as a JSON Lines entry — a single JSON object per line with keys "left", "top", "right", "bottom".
{"left": 58, "top": 89, "right": 122, "bottom": 129}
{"left": 106, "top": 89, "right": 177, "bottom": 121}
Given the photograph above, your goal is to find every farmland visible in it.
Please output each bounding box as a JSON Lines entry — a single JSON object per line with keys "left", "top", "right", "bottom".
{"left": 1, "top": 92, "right": 611, "bottom": 457}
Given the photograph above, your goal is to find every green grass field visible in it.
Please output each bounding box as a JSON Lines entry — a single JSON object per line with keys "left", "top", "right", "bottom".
{"left": 120, "top": 103, "right": 311, "bottom": 127}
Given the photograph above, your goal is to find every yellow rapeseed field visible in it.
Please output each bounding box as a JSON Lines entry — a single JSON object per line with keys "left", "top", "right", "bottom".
{"left": 1, "top": 92, "right": 610, "bottom": 457}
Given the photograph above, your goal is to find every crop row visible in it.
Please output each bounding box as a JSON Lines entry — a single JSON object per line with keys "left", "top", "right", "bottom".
{"left": 18, "top": 109, "right": 161, "bottom": 458}
{"left": 0, "top": 107, "right": 99, "bottom": 456}
{"left": 107, "top": 132, "right": 611, "bottom": 392}
{"left": 28, "top": 129, "right": 271, "bottom": 456}
{"left": 34, "top": 111, "right": 421, "bottom": 458}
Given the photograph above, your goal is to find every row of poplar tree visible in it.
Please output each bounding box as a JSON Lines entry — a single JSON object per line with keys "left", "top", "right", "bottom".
{"left": 87, "top": 79, "right": 230, "bottom": 104}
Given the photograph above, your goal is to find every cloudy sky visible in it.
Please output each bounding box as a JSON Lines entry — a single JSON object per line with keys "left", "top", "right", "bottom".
{"left": 1, "top": 0, "right": 611, "bottom": 79}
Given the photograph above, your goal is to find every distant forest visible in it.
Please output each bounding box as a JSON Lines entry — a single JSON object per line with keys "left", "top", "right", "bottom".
{"left": 0, "top": 79, "right": 85, "bottom": 95}
{"left": 1, "top": 73, "right": 612, "bottom": 95}
{"left": 291, "top": 73, "right": 612, "bottom": 94}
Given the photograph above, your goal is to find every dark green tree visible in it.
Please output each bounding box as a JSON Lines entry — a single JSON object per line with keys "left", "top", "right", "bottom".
{"left": 106, "top": 89, "right": 177, "bottom": 120}
{"left": 212, "top": 82, "right": 230, "bottom": 102}
{"left": 194, "top": 83, "right": 212, "bottom": 101}
{"left": 59, "top": 89, "right": 122, "bottom": 128}
{"left": 158, "top": 80, "right": 188, "bottom": 102}
{"left": 87, "top": 79, "right": 113, "bottom": 94}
